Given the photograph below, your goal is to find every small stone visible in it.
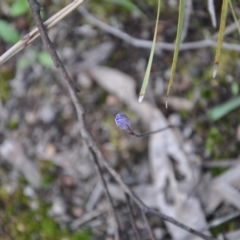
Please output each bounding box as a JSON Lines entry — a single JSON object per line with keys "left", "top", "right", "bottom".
{"left": 24, "top": 186, "right": 35, "bottom": 197}
{"left": 49, "top": 197, "right": 66, "bottom": 216}
{"left": 106, "top": 95, "right": 118, "bottom": 106}
{"left": 77, "top": 73, "right": 92, "bottom": 89}
{"left": 25, "top": 111, "right": 37, "bottom": 125}
{"left": 46, "top": 143, "right": 56, "bottom": 156}
{"left": 72, "top": 207, "right": 83, "bottom": 218}
{"left": 183, "top": 126, "right": 193, "bottom": 138}
{"left": 62, "top": 174, "right": 75, "bottom": 187}
{"left": 39, "top": 104, "right": 56, "bottom": 123}
{"left": 135, "top": 219, "right": 145, "bottom": 229}
{"left": 154, "top": 228, "right": 164, "bottom": 239}
{"left": 17, "top": 223, "right": 25, "bottom": 232}
{"left": 30, "top": 200, "right": 39, "bottom": 210}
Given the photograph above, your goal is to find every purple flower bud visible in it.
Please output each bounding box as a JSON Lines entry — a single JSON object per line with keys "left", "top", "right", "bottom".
{"left": 115, "top": 113, "right": 132, "bottom": 132}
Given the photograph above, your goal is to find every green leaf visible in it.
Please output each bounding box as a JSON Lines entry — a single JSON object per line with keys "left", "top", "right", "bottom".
{"left": 208, "top": 96, "right": 240, "bottom": 121}
{"left": 10, "top": 0, "right": 29, "bottom": 17}
{"left": 17, "top": 52, "right": 37, "bottom": 69}
{"left": 0, "top": 20, "right": 20, "bottom": 44}
{"left": 104, "top": 0, "right": 145, "bottom": 18}
{"left": 166, "top": 0, "right": 186, "bottom": 100}
{"left": 72, "top": 230, "right": 92, "bottom": 240}
{"left": 231, "top": 82, "right": 239, "bottom": 96}
{"left": 0, "top": 75, "right": 11, "bottom": 101}
{"left": 213, "top": 0, "right": 228, "bottom": 78}
{"left": 37, "top": 52, "right": 53, "bottom": 68}
{"left": 7, "top": 120, "right": 19, "bottom": 130}
{"left": 138, "top": 0, "right": 161, "bottom": 102}
{"left": 17, "top": 58, "right": 31, "bottom": 69}
{"left": 41, "top": 218, "right": 57, "bottom": 237}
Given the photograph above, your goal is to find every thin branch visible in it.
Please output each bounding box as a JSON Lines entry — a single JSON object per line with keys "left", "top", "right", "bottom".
{"left": 28, "top": 0, "right": 120, "bottom": 237}
{"left": 86, "top": 182, "right": 102, "bottom": 211}
{"left": 207, "top": 17, "right": 240, "bottom": 40}
{"left": 79, "top": 7, "right": 240, "bottom": 52}
{"left": 89, "top": 146, "right": 121, "bottom": 237}
{"left": 141, "top": 209, "right": 156, "bottom": 240}
{"left": 125, "top": 193, "right": 141, "bottom": 240}
{"left": 202, "top": 159, "right": 240, "bottom": 168}
{"left": 208, "top": 211, "right": 240, "bottom": 229}
{"left": 95, "top": 150, "right": 216, "bottom": 240}
{"left": 71, "top": 207, "right": 107, "bottom": 230}
{"left": 27, "top": 1, "right": 216, "bottom": 239}
{"left": 185, "top": 211, "right": 240, "bottom": 240}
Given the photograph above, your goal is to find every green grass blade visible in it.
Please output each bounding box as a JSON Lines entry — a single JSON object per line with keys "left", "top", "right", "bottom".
{"left": 138, "top": 0, "right": 161, "bottom": 103}
{"left": 166, "top": 0, "right": 186, "bottom": 101}
{"left": 228, "top": 0, "right": 240, "bottom": 37}
{"left": 208, "top": 96, "right": 240, "bottom": 121}
{"left": 104, "top": 0, "right": 146, "bottom": 18}
{"left": 213, "top": 0, "right": 228, "bottom": 78}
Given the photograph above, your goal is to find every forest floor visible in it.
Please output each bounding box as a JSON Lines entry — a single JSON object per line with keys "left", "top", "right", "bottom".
{"left": 0, "top": 1, "right": 240, "bottom": 239}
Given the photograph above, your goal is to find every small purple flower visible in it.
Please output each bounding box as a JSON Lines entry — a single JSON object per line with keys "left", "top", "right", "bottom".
{"left": 115, "top": 113, "right": 132, "bottom": 132}
{"left": 115, "top": 113, "right": 176, "bottom": 137}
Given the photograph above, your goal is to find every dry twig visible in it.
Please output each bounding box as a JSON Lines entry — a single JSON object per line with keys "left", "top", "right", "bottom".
{"left": 89, "top": 147, "right": 121, "bottom": 238}
{"left": 141, "top": 209, "right": 156, "bottom": 240}
{"left": 79, "top": 7, "right": 240, "bottom": 52}
{"left": 125, "top": 194, "right": 141, "bottom": 240}
{"left": 71, "top": 207, "right": 107, "bottom": 230}
{"left": 202, "top": 159, "right": 240, "bottom": 168}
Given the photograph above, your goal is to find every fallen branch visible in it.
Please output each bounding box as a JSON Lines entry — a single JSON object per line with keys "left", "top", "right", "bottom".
{"left": 79, "top": 7, "right": 240, "bottom": 52}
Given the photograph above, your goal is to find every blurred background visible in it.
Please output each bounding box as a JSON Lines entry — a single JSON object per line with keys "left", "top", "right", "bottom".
{"left": 0, "top": 0, "right": 240, "bottom": 239}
